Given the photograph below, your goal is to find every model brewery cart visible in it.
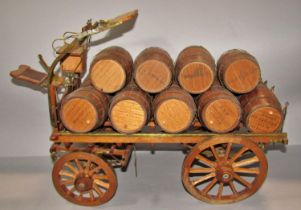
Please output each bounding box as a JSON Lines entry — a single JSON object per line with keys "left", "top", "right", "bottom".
{"left": 9, "top": 10, "right": 289, "bottom": 206}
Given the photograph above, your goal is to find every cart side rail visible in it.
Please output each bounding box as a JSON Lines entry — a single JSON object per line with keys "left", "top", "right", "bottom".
{"left": 50, "top": 131, "right": 288, "bottom": 145}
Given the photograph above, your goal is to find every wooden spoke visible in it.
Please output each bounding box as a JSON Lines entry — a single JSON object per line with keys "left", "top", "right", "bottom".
{"left": 232, "top": 156, "right": 259, "bottom": 168}
{"left": 192, "top": 172, "right": 216, "bottom": 186}
{"left": 79, "top": 191, "right": 83, "bottom": 199}
{"left": 89, "top": 166, "right": 102, "bottom": 176}
{"left": 233, "top": 167, "right": 260, "bottom": 174}
{"left": 234, "top": 173, "right": 252, "bottom": 189}
{"left": 229, "top": 181, "right": 238, "bottom": 195}
{"left": 84, "top": 159, "right": 92, "bottom": 174}
{"left": 224, "top": 143, "right": 232, "bottom": 160}
{"left": 93, "top": 184, "right": 104, "bottom": 196}
{"left": 67, "top": 187, "right": 76, "bottom": 195}
{"left": 189, "top": 167, "right": 215, "bottom": 174}
{"left": 202, "top": 178, "right": 217, "bottom": 194}
{"left": 182, "top": 137, "right": 268, "bottom": 204}
{"left": 210, "top": 146, "right": 220, "bottom": 161}
{"left": 89, "top": 190, "right": 94, "bottom": 200}
{"left": 195, "top": 154, "right": 215, "bottom": 167}
{"left": 75, "top": 159, "right": 84, "bottom": 173}
{"left": 59, "top": 170, "right": 76, "bottom": 179}
{"left": 94, "top": 179, "right": 110, "bottom": 189}
{"left": 52, "top": 152, "right": 117, "bottom": 206}
{"left": 92, "top": 174, "right": 109, "bottom": 181}
{"left": 64, "top": 162, "right": 79, "bottom": 175}
{"left": 61, "top": 178, "right": 75, "bottom": 186}
{"left": 217, "top": 183, "right": 224, "bottom": 198}
{"left": 230, "top": 147, "right": 249, "bottom": 163}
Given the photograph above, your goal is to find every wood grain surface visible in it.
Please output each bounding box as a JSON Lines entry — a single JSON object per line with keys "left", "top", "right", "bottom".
{"left": 59, "top": 45, "right": 87, "bottom": 74}
{"left": 60, "top": 86, "right": 109, "bottom": 133}
{"left": 175, "top": 46, "right": 215, "bottom": 94}
{"left": 153, "top": 84, "right": 196, "bottom": 133}
{"left": 90, "top": 46, "right": 133, "bottom": 93}
{"left": 240, "top": 83, "right": 283, "bottom": 133}
{"left": 218, "top": 49, "right": 261, "bottom": 94}
{"left": 134, "top": 47, "right": 173, "bottom": 93}
{"left": 109, "top": 84, "right": 151, "bottom": 133}
{"left": 197, "top": 81, "right": 241, "bottom": 133}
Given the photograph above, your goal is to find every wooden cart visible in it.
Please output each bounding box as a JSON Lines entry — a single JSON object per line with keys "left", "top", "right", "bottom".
{"left": 9, "top": 10, "right": 289, "bottom": 206}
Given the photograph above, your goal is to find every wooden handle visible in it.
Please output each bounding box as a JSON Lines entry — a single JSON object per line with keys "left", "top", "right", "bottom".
{"left": 10, "top": 65, "right": 48, "bottom": 86}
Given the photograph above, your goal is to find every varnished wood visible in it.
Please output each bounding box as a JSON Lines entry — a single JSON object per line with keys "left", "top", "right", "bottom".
{"left": 58, "top": 45, "right": 87, "bottom": 74}
{"left": 61, "top": 56, "right": 86, "bottom": 73}
{"left": 134, "top": 47, "right": 173, "bottom": 93}
{"left": 240, "top": 82, "right": 283, "bottom": 133}
{"left": 156, "top": 99, "right": 191, "bottom": 132}
{"left": 153, "top": 85, "right": 196, "bottom": 133}
{"left": 109, "top": 84, "right": 151, "bottom": 133}
{"left": 175, "top": 46, "right": 215, "bottom": 94}
{"left": 52, "top": 152, "right": 117, "bottom": 206}
{"left": 90, "top": 46, "right": 133, "bottom": 93}
{"left": 197, "top": 80, "right": 241, "bottom": 133}
{"left": 60, "top": 86, "right": 109, "bottom": 133}
{"left": 10, "top": 65, "right": 48, "bottom": 86}
{"left": 50, "top": 130, "right": 288, "bottom": 144}
{"left": 182, "top": 136, "right": 268, "bottom": 204}
{"left": 217, "top": 49, "right": 261, "bottom": 94}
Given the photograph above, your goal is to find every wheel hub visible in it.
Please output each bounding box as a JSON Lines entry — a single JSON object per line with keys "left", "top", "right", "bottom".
{"left": 75, "top": 176, "right": 93, "bottom": 192}
{"left": 216, "top": 164, "right": 234, "bottom": 183}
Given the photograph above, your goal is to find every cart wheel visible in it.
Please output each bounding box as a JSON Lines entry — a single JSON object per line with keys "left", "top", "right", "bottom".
{"left": 182, "top": 136, "right": 267, "bottom": 204}
{"left": 52, "top": 152, "right": 117, "bottom": 206}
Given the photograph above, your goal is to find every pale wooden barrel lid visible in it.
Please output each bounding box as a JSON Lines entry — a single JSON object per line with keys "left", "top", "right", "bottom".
{"left": 61, "top": 98, "right": 97, "bottom": 133}
{"left": 178, "top": 62, "right": 214, "bottom": 94}
{"left": 156, "top": 99, "right": 193, "bottom": 133}
{"left": 247, "top": 106, "right": 282, "bottom": 133}
{"left": 202, "top": 98, "right": 241, "bottom": 133}
{"left": 90, "top": 59, "right": 126, "bottom": 93}
{"left": 224, "top": 59, "right": 261, "bottom": 93}
{"left": 110, "top": 99, "right": 147, "bottom": 133}
{"left": 135, "top": 60, "right": 172, "bottom": 93}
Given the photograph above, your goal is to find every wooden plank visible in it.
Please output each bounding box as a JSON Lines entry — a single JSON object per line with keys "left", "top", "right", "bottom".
{"left": 50, "top": 131, "right": 288, "bottom": 144}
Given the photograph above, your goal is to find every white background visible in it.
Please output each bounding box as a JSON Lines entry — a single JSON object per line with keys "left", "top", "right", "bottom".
{"left": 0, "top": 0, "right": 300, "bottom": 157}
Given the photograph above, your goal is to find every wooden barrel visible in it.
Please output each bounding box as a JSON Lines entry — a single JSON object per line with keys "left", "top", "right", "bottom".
{"left": 175, "top": 46, "right": 215, "bottom": 94}
{"left": 89, "top": 46, "right": 133, "bottom": 93}
{"left": 153, "top": 85, "right": 196, "bottom": 133}
{"left": 217, "top": 49, "right": 261, "bottom": 94}
{"left": 60, "top": 86, "right": 109, "bottom": 133}
{"left": 109, "top": 84, "right": 151, "bottom": 133}
{"left": 239, "top": 83, "right": 283, "bottom": 133}
{"left": 196, "top": 80, "right": 241, "bottom": 133}
{"left": 134, "top": 47, "right": 173, "bottom": 93}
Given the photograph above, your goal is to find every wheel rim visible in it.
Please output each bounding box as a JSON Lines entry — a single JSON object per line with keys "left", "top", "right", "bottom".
{"left": 52, "top": 152, "right": 117, "bottom": 206}
{"left": 182, "top": 137, "right": 268, "bottom": 204}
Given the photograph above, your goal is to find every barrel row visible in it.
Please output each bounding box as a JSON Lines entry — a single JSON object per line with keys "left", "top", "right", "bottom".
{"left": 60, "top": 80, "right": 283, "bottom": 134}
{"left": 89, "top": 46, "right": 261, "bottom": 95}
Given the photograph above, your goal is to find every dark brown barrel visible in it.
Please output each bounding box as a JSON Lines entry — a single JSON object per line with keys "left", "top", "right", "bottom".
{"left": 196, "top": 80, "right": 241, "bottom": 133}
{"left": 217, "top": 49, "right": 261, "bottom": 94}
{"left": 109, "top": 84, "right": 151, "bottom": 133}
{"left": 153, "top": 84, "right": 196, "bottom": 133}
{"left": 239, "top": 83, "right": 283, "bottom": 133}
{"left": 89, "top": 46, "right": 133, "bottom": 93}
{"left": 175, "top": 46, "right": 216, "bottom": 94}
{"left": 60, "top": 86, "right": 109, "bottom": 133}
{"left": 134, "top": 47, "right": 173, "bottom": 93}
